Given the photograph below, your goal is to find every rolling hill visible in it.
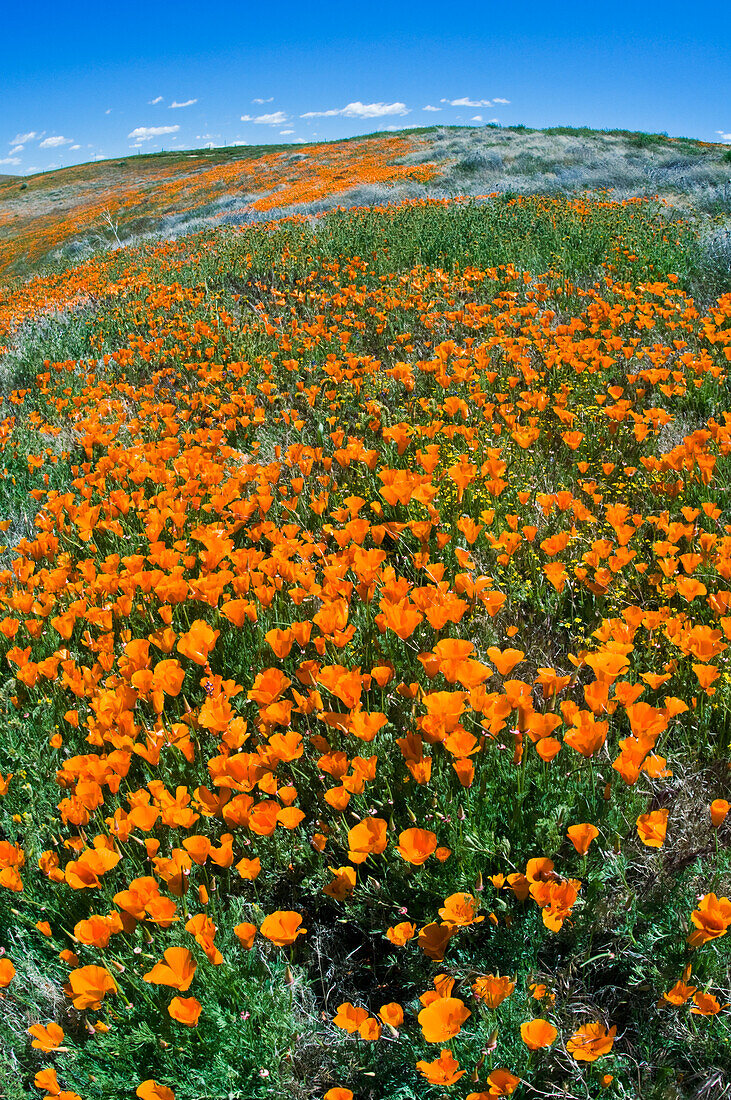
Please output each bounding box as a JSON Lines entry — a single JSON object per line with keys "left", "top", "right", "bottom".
{"left": 1, "top": 125, "right": 730, "bottom": 280}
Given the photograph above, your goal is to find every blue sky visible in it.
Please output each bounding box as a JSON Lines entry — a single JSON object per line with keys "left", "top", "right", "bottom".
{"left": 3, "top": 0, "right": 730, "bottom": 175}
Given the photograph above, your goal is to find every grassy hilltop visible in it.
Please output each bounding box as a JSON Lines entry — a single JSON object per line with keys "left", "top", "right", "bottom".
{"left": 0, "top": 128, "right": 731, "bottom": 1100}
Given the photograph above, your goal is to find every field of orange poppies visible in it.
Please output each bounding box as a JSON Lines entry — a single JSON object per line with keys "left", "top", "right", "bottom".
{"left": 0, "top": 170, "right": 730, "bottom": 1100}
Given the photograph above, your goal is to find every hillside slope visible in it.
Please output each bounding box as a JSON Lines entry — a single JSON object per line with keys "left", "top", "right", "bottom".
{"left": 1, "top": 125, "right": 730, "bottom": 280}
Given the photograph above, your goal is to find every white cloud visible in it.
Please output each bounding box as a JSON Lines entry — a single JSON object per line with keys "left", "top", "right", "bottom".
{"left": 11, "top": 131, "right": 40, "bottom": 144}
{"left": 93, "top": 154, "right": 106, "bottom": 161}
{"left": 70, "top": 144, "right": 81, "bottom": 150}
{"left": 471, "top": 115, "right": 483, "bottom": 122}
{"left": 170, "top": 98, "right": 197, "bottom": 109}
{"left": 493, "top": 97, "right": 510, "bottom": 104}
{"left": 252, "top": 97, "right": 273, "bottom": 104}
{"left": 231, "top": 140, "right": 250, "bottom": 146}
{"left": 241, "top": 111, "right": 289, "bottom": 125}
{"left": 423, "top": 105, "right": 441, "bottom": 112}
{"left": 149, "top": 96, "right": 163, "bottom": 104}
{"left": 9, "top": 145, "right": 23, "bottom": 155}
{"left": 301, "top": 101, "right": 409, "bottom": 119}
{"left": 128, "top": 124, "right": 180, "bottom": 141}
{"left": 0, "top": 156, "right": 21, "bottom": 166}
{"left": 280, "top": 129, "right": 294, "bottom": 135}
{"left": 489, "top": 118, "right": 500, "bottom": 124}
{"left": 385, "top": 123, "right": 421, "bottom": 131}
{"left": 40, "top": 135, "right": 72, "bottom": 148}
{"left": 716, "top": 130, "right": 731, "bottom": 141}
{"left": 441, "top": 97, "right": 492, "bottom": 108}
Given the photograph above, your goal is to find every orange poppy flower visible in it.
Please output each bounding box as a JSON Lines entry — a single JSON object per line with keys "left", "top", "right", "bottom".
{"left": 567, "top": 823, "right": 599, "bottom": 855}
{"left": 67, "top": 965, "right": 117, "bottom": 1010}
{"left": 233, "top": 922, "right": 257, "bottom": 949}
{"left": 418, "top": 996, "right": 471, "bottom": 1042}
{"left": 221, "top": 599, "right": 256, "bottom": 628}
{"left": 693, "top": 663, "right": 720, "bottom": 693}
{"left": 324, "top": 1090, "right": 354, "bottom": 1100}
{"left": 396, "top": 827, "right": 437, "bottom": 865}
{"left": 34, "top": 1068, "right": 61, "bottom": 1094}
{"left": 386, "top": 921, "right": 416, "bottom": 945}
{"left": 520, "top": 1018, "right": 557, "bottom": 1049}
{"left": 323, "top": 866, "right": 356, "bottom": 900}
{"left": 690, "top": 991, "right": 723, "bottom": 1016}
{"left": 65, "top": 846, "right": 121, "bottom": 889}
{"left": 563, "top": 711, "right": 608, "bottom": 757}
{"left": 28, "top": 1022, "right": 65, "bottom": 1051}
{"left": 438, "top": 892, "right": 483, "bottom": 926}
{"left": 318, "top": 664, "right": 363, "bottom": 708}
{"left": 182, "top": 836, "right": 211, "bottom": 865}
{"left": 259, "top": 910, "right": 306, "bottom": 946}
{"left": 486, "top": 647, "right": 525, "bottom": 677}
{"left": 536, "top": 737, "right": 562, "bottom": 762}
{"left": 73, "top": 914, "right": 117, "bottom": 948}
{"left": 417, "top": 921, "right": 455, "bottom": 961}
{"left": 136, "top": 1082, "right": 176, "bottom": 1100}
{"left": 176, "top": 619, "right": 220, "bottom": 665}
{"left": 376, "top": 598, "right": 423, "bottom": 640}
{"left": 662, "top": 979, "right": 696, "bottom": 1006}
{"left": 151, "top": 658, "right": 185, "bottom": 697}
{"left": 143, "top": 947, "right": 197, "bottom": 991}
{"left": 711, "top": 799, "right": 730, "bottom": 827}
{"left": 566, "top": 1021, "right": 617, "bottom": 1061}
{"left": 168, "top": 995, "right": 202, "bottom": 1026}
{"left": 687, "top": 893, "right": 731, "bottom": 947}
{"left": 324, "top": 785, "right": 351, "bottom": 811}
{"left": 370, "top": 664, "right": 394, "bottom": 687}
{"left": 472, "top": 974, "right": 515, "bottom": 1008}
{"left": 347, "top": 817, "right": 388, "bottom": 863}
{"left": 248, "top": 667, "right": 291, "bottom": 705}
{"left": 0, "top": 958, "right": 16, "bottom": 987}
{"left": 265, "top": 627, "right": 295, "bottom": 658}
{"left": 235, "top": 856, "right": 261, "bottom": 880}
{"left": 485, "top": 1068, "right": 521, "bottom": 1095}
{"left": 333, "top": 1002, "right": 369, "bottom": 1033}
{"left": 636, "top": 808, "right": 669, "bottom": 848}
{"left": 415, "top": 1049, "right": 466, "bottom": 1086}
{"left": 358, "top": 1016, "right": 382, "bottom": 1040}
{"left": 379, "top": 1002, "right": 404, "bottom": 1027}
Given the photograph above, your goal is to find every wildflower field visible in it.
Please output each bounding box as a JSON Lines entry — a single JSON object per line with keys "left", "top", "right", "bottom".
{"left": 1, "top": 165, "right": 731, "bottom": 1100}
